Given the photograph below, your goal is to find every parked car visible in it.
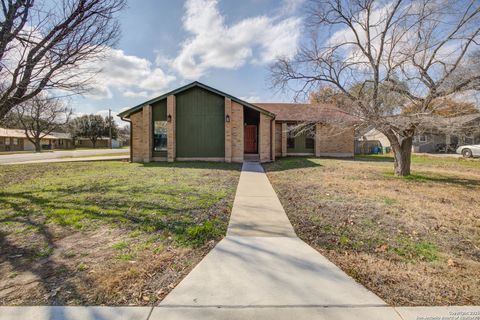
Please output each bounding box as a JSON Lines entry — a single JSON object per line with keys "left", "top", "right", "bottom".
{"left": 456, "top": 144, "right": 480, "bottom": 158}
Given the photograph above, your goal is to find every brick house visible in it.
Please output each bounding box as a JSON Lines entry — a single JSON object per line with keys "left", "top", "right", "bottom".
{"left": 0, "top": 128, "right": 74, "bottom": 151}
{"left": 118, "top": 82, "right": 355, "bottom": 163}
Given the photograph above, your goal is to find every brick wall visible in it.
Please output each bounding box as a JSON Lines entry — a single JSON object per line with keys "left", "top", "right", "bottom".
{"left": 167, "top": 95, "right": 176, "bottom": 162}
{"left": 231, "top": 101, "right": 244, "bottom": 163}
{"left": 315, "top": 124, "right": 354, "bottom": 157}
{"left": 275, "top": 123, "right": 282, "bottom": 156}
{"left": 281, "top": 122, "right": 287, "bottom": 157}
{"left": 143, "top": 105, "right": 152, "bottom": 162}
{"left": 130, "top": 110, "right": 144, "bottom": 162}
{"left": 259, "top": 113, "right": 272, "bottom": 162}
{"left": 271, "top": 120, "right": 276, "bottom": 161}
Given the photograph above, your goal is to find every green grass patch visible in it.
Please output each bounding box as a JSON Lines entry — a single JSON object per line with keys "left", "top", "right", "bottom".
{"left": 116, "top": 253, "right": 136, "bottom": 261}
{"left": 383, "top": 197, "right": 398, "bottom": 205}
{"left": 263, "top": 157, "right": 322, "bottom": 172}
{"left": 111, "top": 241, "right": 129, "bottom": 250}
{"left": 0, "top": 161, "right": 241, "bottom": 252}
{"left": 35, "top": 246, "right": 53, "bottom": 259}
{"left": 392, "top": 239, "right": 439, "bottom": 262}
{"left": 176, "top": 219, "right": 225, "bottom": 247}
{"left": 357, "top": 154, "right": 480, "bottom": 169}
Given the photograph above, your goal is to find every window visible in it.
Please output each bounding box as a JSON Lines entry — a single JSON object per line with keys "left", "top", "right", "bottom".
{"left": 154, "top": 121, "right": 168, "bottom": 152}
{"left": 287, "top": 125, "right": 295, "bottom": 149}
{"left": 305, "top": 132, "right": 315, "bottom": 149}
{"left": 13, "top": 138, "right": 18, "bottom": 145}
{"left": 0, "top": 138, "right": 3, "bottom": 145}
{"left": 419, "top": 135, "right": 427, "bottom": 143}
{"left": 5, "top": 138, "right": 10, "bottom": 145}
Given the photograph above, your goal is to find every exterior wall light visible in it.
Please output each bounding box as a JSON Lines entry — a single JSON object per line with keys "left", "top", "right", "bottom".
{"left": 167, "top": 114, "right": 172, "bottom": 122}
{"left": 225, "top": 114, "right": 230, "bottom": 122}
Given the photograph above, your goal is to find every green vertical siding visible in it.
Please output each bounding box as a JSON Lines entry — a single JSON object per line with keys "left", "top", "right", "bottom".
{"left": 152, "top": 99, "right": 167, "bottom": 157}
{"left": 287, "top": 131, "right": 314, "bottom": 154}
{"left": 176, "top": 87, "right": 225, "bottom": 158}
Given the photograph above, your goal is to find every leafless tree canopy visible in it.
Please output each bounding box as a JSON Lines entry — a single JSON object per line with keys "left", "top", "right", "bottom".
{"left": 0, "top": 0, "right": 126, "bottom": 120}
{"left": 271, "top": 0, "right": 480, "bottom": 175}
{"left": 14, "top": 95, "right": 71, "bottom": 152}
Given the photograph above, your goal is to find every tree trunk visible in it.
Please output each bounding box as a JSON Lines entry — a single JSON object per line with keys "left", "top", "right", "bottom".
{"left": 391, "top": 137, "right": 413, "bottom": 176}
{"left": 34, "top": 140, "right": 42, "bottom": 152}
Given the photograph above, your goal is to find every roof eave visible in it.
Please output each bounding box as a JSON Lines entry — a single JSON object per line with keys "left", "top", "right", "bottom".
{"left": 118, "top": 81, "right": 275, "bottom": 119}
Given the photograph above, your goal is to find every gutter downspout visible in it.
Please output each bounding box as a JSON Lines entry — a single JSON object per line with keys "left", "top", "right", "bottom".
{"left": 121, "top": 116, "right": 132, "bottom": 163}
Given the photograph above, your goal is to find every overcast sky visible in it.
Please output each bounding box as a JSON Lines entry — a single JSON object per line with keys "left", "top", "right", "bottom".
{"left": 72, "top": 0, "right": 306, "bottom": 124}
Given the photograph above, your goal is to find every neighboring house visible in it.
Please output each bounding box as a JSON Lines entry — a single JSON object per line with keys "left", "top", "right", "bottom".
{"left": 118, "top": 81, "right": 356, "bottom": 163}
{"left": 356, "top": 128, "right": 391, "bottom": 154}
{"left": 356, "top": 113, "right": 480, "bottom": 154}
{"left": 75, "top": 137, "right": 122, "bottom": 148}
{"left": 50, "top": 132, "right": 74, "bottom": 150}
{"left": 0, "top": 128, "right": 26, "bottom": 152}
{"left": 0, "top": 128, "right": 74, "bottom": 152}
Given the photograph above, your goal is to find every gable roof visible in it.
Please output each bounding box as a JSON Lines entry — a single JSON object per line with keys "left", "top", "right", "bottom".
{"left": 254, "top": 103, "right": 358, "bottom": 123}
{"left": 118, "top": 81, "right": 275, "bottom": 119}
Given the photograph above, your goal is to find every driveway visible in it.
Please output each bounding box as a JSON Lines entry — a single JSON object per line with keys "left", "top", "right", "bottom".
{"left": 0, "top": 148, "right": 129, "bottom": 164}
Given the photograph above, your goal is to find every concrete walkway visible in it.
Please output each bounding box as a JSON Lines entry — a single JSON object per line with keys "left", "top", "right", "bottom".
{"left": 151, "top": 162, "right": 394, "bottom": 319}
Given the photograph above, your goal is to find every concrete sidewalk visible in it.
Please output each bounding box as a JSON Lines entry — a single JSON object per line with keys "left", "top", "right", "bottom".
{"left": 0, "top": 155, "right": 128, "bottom": 165}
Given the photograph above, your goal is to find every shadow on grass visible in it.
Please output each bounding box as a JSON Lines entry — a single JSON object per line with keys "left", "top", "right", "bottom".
{"left": 355, "top": 155, "right": 394, "bottom": 162}
{"left": 0, "top": 165, "right": 236, "bottom": 304}
{"left": 384, "top": 172, "right": 480, "bottom": 187}
{"left": 263, "top": 157, "right": 322, "bottom": 172}
{"left": 140, "top": 161, "right": 242, "bottom": 171}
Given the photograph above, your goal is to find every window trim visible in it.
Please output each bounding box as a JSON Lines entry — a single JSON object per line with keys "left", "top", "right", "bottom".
{"left": 153, "top": 120, "right": 168, "bottom": 152}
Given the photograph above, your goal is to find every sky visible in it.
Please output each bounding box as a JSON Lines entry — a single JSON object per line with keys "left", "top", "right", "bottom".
{"left": 72, "top": 0, "right": 306, "bottom": 125}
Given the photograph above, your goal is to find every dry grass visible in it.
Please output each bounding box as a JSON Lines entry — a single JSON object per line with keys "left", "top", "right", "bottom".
{"left": 0, "top": 161, "right": 241, "bottom": 305}
{"left": 264, "top": 156, "right": 480, "bottom": 306}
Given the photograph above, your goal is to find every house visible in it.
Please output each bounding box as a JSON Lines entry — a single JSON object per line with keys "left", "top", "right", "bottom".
{"left": 356, "top": 113, "right": 480, "bottom": 154}
{"left": 75, "top": 137, "right": 123, "bottom": 148}
{"left": 0, "top": 128, "right": 74, "bottom": 152}
{"left": 118, "top": 82, "right": 356, "bottom": 163}
{"left": 356, "top": 128, "right": 392, "bottom": 154}
{"left": 0, "top": 128, "right": 27, "bottom": 152}
{"left": 50, "top": 132, "right": 74, "bottom": 150}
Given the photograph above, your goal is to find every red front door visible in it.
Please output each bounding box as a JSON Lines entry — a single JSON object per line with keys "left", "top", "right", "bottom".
{"left": 244, "top": 125, "right": 257, "bottom": 153}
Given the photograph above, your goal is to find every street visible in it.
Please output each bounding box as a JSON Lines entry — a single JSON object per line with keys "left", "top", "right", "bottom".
{"left": 0, "top": 148, "right": 129, "bottom": 164}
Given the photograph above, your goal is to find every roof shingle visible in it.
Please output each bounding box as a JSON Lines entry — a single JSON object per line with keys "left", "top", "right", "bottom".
{"left": 253, "top": 103, "right": 357, "bottom": 123}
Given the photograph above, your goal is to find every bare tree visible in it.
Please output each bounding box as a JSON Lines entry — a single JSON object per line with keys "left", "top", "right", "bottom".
{"left": 271, "top": 0, "right": 480, "bottom": 176}
{"left": 15, "top": 95, "right": 71, "bottom": 152}
{"left": 74, "top": 114, "right": 117, "bottom": 148}
{"left": 0, "top": 0, "right": 125, "bottom": 120}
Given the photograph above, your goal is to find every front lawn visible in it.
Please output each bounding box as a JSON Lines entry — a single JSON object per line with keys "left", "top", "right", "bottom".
{"left": 264, "top": 156, "right": 480, "bottom": 306}
{"left": 0, "top": 161, "right": 240, "bottom": 305}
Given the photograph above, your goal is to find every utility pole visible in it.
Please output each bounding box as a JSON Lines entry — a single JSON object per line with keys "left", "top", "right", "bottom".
{"left": 109, "top": 108, "right": 112, "bottom": 149}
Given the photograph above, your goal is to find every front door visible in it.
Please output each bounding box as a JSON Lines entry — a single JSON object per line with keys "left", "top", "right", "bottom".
{"left": 244, "top": 125, "right": 257, "bottom": 153}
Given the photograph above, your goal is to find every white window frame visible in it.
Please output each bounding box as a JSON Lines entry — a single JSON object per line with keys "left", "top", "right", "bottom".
{"left": 419, "top": 135, "right": 427, "bottom": 143}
